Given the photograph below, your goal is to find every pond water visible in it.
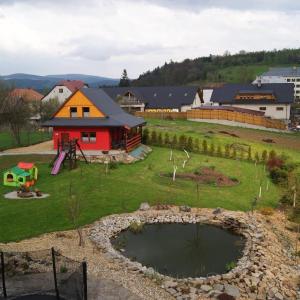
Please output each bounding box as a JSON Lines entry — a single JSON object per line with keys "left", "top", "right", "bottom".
{"left": 111, "top": 223, "right": 245, "bottom": 278}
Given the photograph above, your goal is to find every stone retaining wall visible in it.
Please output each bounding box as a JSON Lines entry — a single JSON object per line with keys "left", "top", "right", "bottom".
{"left": 89, "top": 207, "right": 299, "bottom": 300}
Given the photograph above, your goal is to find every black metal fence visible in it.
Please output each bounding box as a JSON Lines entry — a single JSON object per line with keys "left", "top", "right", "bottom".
{"left": 0, "top": 248, "right": 87, "bottom": 300}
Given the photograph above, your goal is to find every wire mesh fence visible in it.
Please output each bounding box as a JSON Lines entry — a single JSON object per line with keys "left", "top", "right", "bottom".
{"left": 0, "top": 248, "right": 87, "bottom": 300}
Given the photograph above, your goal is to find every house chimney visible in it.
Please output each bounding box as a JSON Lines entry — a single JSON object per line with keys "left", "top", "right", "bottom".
{"left": 257, "top": 77, "right": 262, "bottom": 88}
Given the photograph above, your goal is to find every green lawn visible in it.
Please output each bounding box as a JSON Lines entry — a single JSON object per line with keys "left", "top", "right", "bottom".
{"left": 0, "top": 130, "right": 51, "bottom": 151}
{"left": 0, "top": 147, "right": 280, "bottom": 242}
{"left": 145, "top": 119, "right": 300, "bottom": 163}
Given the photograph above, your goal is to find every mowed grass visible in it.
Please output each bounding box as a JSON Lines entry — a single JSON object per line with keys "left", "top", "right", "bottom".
{"left": 0, "top": 147, "right": 280, "bottom": 242}
{"left": 0, "top": 130, "right": 51, "bottom": 151}
{"left": 146, "top": 119, "right": 300, "bottom": 163}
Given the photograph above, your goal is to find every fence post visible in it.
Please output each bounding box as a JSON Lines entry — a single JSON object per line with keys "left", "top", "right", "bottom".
{"left": 51, "top": 248, "right": 60, "bottom": 299}
{"left": 1, "top": 252, "right": 7, "bottom": 298}
{"left": 82, "top": 261, "right": 88, "bottom": 300}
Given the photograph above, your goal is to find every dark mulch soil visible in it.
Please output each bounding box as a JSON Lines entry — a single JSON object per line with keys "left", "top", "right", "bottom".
{"left": 163, "top": 167, "right": 239, "bottom": 187}
{"left": 219, "top": 131, "right": 240, "bottom": 138}
{"left": 262, "top": 138, "right": 275, "bottom": 144}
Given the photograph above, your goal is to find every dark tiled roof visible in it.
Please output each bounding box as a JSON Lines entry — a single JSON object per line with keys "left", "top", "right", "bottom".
{"left": 211, "top": 83, "right": 294, "bottom": 104}
{"left": 43, "top": 88, "right": 145, "bottom": 128}
{"left": 261, "top": 67, "right": 300, "bottom": 77}
{"left": 103, "top": 86, "right": 199, "bottom": 109}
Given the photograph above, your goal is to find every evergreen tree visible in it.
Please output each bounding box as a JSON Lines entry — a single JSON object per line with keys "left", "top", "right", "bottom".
{"left": 164, "top": 132, "right": 170, "bottom": 146}
{"left": 179, "top": 134, "right": 187, "bottom": 149}
{"left": 202, "top": 140, "right": 208, "bottom": 154}
{"left": 232, "top": 148, "right": 237, "bottom": 159}
{"left": 209, "top": 142, "right": 215, "bottom": 156}
{"left": 269, "top": 150, "right": 277, "bottom": 159}
{"left": 171, "top": 135, "right": 178, "bottom": 149}
{"left": 150, "top": 130, "right": 157, "bottom": 145}
{"left": 158, "top": 132, "right": 163, "bottom": 146}
{"left": 255, "top": 152, "right": 260, "bottom": 163}
{"left": 262, "top": 150, "right": 268, "bottom": 162}
{"left": 217, "top": 145, "right": 222, "bottom": 157}
{"left": 119, "top": 69, "right": 130, "bottom": 87}
{"left": 247, "top": 146, "right": 252, "bottom": 161}
{"left": 194, "top": 138, "right": 200, "bottom": 152}
{"left": 186, "top": 137, "right": 193, "bottom": 152}
{"left": 142, "top": 128, "right": 149, "bottom": 144}
{"left": 225, "top": 144, "right": 230, "bottom": 158}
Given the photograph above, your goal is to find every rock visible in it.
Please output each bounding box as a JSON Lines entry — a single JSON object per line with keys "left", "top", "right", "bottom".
{"left": 139, "top": 202, "right": 150, "bottom": 211}
{"left": 165, "top": 280, "right": 178, "bottom": 288}
{"left": 213, "top": 284, "right": 224, "bottom": 292}
{"left": 201, "top": 284, "right": 212, "bottom": 292}
{"left": 213, "top": 207, "right": 223, "bottom": 214}
{"left": 224, "top": 284, "right": 240, "bottom": 298}
{"left": 179, "top": 205, "right": 191, "bottom": 212}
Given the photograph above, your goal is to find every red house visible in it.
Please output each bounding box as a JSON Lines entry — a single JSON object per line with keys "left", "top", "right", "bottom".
{"left": 43, "top": 88, "right": 146, "bottom": 152}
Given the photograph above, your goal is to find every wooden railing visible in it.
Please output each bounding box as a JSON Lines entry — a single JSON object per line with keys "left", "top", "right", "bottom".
{"left": 134, "top": 109, "right": 287, "bottom": 130}
{"left": 125, "top": 134, "right": 142, "bottom": 152}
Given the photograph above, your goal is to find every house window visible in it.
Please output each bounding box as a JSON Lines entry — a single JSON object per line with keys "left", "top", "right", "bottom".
{"left": 184, "top": 93, "right": 188, "bottom": 96}
{"left": 70, "top": 107, "right": 77, "bottom": 117}
{"left": 59, "top": 88, "right": 63, "bottom": 93}
{"left": 276, "top": 107, "right": 284, "bottom": 111}
{"left": 169, "top": 93, "right": 172, "bottom": 97}
{"left": 297, "top": 78, "right": 300, "bottom": 82}
{"left": 81, "top": 132, "right": 96, "bottom": 143}
{"left": 83, "top": 107, "right": 90, "bottom": 117}
{"left": 287, "top": 79, "right": 291, "bottom": 82}
{"left": 259, "top": 107, "right": 266, "bottom": 111}
{"left": 153, "top": 93, "right": 157, "bottom": 97}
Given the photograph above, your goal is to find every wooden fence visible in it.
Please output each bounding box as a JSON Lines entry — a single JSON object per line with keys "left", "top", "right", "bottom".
{"left": 135, "top": 109, "right": 287, "bottom": 130}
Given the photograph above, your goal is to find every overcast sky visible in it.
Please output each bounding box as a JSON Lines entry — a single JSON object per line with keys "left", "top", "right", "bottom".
{"left": 0, "top": 0, "right": 299, "bottom": 78}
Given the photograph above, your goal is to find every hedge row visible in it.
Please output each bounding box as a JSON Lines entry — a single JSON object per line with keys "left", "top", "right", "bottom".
{"left": 142, "top": 128, "right": 276, "bottom": 163}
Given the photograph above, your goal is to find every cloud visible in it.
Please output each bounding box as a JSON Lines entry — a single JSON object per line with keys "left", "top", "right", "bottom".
{"left": 0, "top": 0, "right": 299, "bottom": 77}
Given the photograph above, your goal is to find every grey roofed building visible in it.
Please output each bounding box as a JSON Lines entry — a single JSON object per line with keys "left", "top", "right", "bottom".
{"left": 102, "top": 86, "right": 200, "bottom": 110}
{"left": 260, "top": 67, "right": 300, "bottom": 77}
{"left": 43, "top": 88, "right": 145, "bottom": 128}
{"left": 211, "top": 83, "right": 294, "bottom": 105}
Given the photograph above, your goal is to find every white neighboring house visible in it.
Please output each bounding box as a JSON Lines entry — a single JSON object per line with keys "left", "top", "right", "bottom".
{"left": 253, "top": 67, "right": 300, "bottom": 101}
{"left": 210, "top": 82, "right": 294, "bottom": 121}
{"left": 42, "top": 80, "right": 88, "bottom": 103}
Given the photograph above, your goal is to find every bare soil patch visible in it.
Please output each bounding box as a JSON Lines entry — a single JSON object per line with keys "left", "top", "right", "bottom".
{"left": 164, "top": 167, "right": 239, "bottom": 186}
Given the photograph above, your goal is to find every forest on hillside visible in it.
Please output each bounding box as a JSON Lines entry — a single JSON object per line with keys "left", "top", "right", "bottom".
{"left": 132, "top": 48, "right": 300, "bottom": 87}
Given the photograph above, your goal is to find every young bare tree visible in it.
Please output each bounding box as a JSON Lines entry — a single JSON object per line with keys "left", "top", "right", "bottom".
{"left": 40, "top": 97, "right": 60, "bottom": 121}
{"left": 0, "top": 81, "right": 30, "bottom": 145}
{"left": 66, "top": 188, "right": 84, "bottom": 247}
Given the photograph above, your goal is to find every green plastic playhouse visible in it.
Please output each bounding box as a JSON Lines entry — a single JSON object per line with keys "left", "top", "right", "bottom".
{"left": 3, "top": 162, "right": 38, "bottom": 188}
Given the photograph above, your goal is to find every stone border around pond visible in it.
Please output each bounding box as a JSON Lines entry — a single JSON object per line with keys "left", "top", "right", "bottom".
{"left": 89, "top": 207, "right": 298, "bottom": 300}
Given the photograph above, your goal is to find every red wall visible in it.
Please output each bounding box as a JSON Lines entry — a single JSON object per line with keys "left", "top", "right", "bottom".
{"left": 52, "top": 127, "right": 113, "bottom": 150}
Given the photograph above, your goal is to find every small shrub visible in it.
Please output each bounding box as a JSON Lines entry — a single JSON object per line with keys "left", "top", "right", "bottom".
{"left": 258, "top": 207, "right": 274, "bottom": 216}
{"left": 225, "top": 261, "right": 236, "bottom": 271}
{"left": 60, "top": 265, "right": 68, "bottom": 273}
{"left": 269, "top": 167, "right": 288, "bottom": 184}
{"left": 232, "top": 148, "right": 237, "bottom": 159}
{"left": 267, "top": 156, "right": 283, "bottom": 171}
{"left": 109, "top": 161, "right": 119, "bottom": 169}
{"left": 269, "top": 150, "right": 277, "bottom": 160}
{"left": 129, "top": 221, "right": 144, "bottom": 234}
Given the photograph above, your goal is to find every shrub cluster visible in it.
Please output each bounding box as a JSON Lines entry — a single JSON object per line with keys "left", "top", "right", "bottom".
{"left": 143, "top": 129, "right": 276, "bottom": 163}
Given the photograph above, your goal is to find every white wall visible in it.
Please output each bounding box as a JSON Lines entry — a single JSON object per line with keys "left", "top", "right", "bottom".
{"left": 203, "top": 89, "right": 213, "bottom": 103}
{"left": 42, "top": 86, "right": 72, "bottom": 103}
{"left": 226, "top": 104, "right": 290, "bottom": 120}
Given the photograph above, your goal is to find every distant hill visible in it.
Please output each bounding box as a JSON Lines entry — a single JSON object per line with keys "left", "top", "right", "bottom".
{"left": 0, "top": 73, "right": 119, "bottom": 93}
{"left": 132, "top": 48, "right": 300, "bottom": 87}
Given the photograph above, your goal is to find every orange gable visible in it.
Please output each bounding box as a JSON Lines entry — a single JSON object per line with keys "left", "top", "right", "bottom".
{"left": 55, "top": 90, "right": 105, "bottom": 118}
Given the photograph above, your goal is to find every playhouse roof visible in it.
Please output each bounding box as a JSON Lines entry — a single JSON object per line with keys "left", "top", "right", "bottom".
{"left": 9, "top": 166, "right": 30, "bottom": 176}
{"left": 18, "top": 162, "right": 34, "bottom": 169}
